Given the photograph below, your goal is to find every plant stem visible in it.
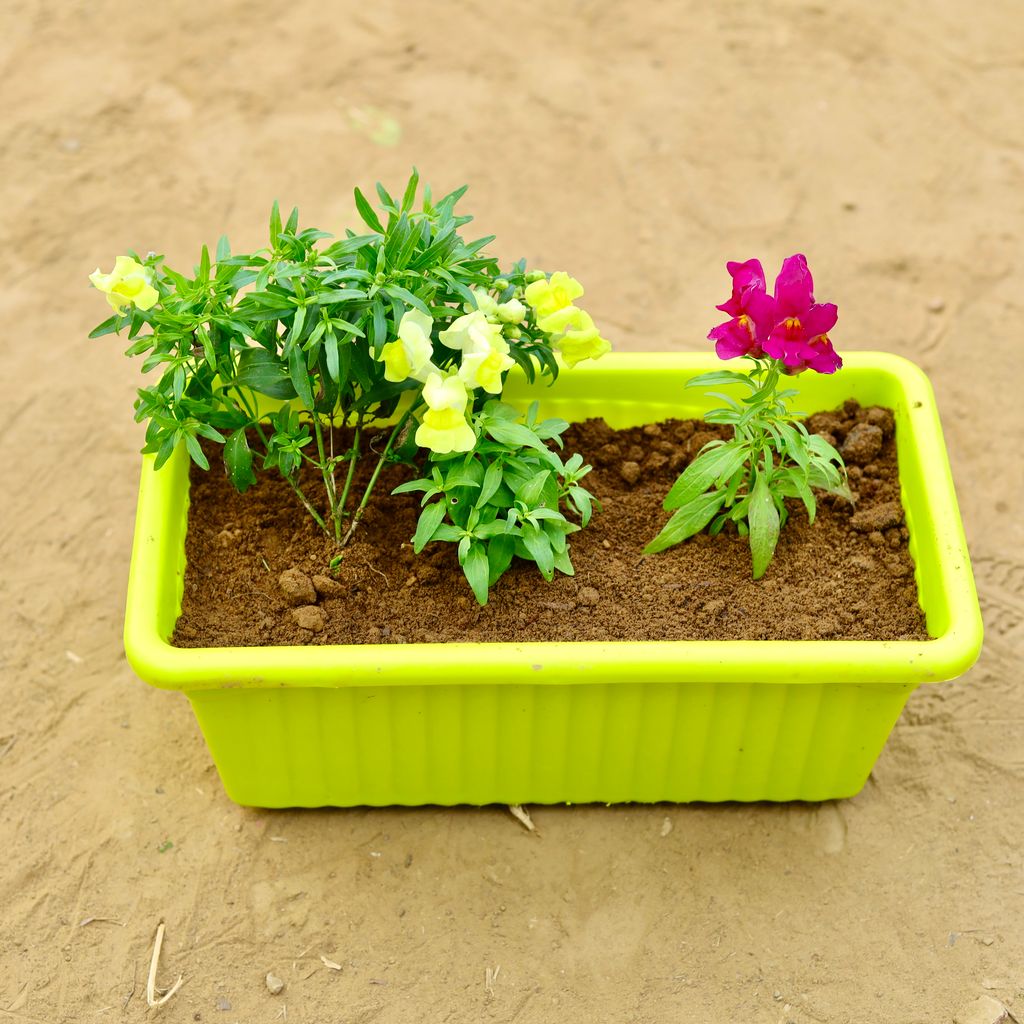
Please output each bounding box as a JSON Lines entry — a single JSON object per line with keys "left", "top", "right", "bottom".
{"left": 339, "top": 405, "right": 415, "bottom": 548}
{"left": 284, "top": 477, "right": 330, "bottom": 533}
{"left": 230, "top": 385, "right": 329, "bottom": 534}
{"left": 312, "top": 415, "right": 341, "bottom": 544}
{"left": 337, "top": 413, "right": 364, "bottom": 520}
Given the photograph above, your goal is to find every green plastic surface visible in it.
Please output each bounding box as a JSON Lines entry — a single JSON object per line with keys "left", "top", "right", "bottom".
{"left": 123, "top": 352, "right": 983, "bottom": 806}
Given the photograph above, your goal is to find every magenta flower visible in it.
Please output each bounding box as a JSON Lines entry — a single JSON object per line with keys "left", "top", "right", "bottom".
{"left": 762, "top": 254, "right": 841, "bottom": 374}
{"left": 708, "top": 259, "right": 777, "bottom": 360}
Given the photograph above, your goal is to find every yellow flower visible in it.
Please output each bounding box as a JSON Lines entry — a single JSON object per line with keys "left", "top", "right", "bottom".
{"left": 378, "top": 309, "right": 437, "bottom": 383}
{"left": 550, "top": 309, "right": 612, "bottom": 368}
{"left": 536, "top": 303, "right": 587, "bottom": 335}
{"left": 496, "top": 298, "right": 527, "bottom": 324}
{"left": 415, "top": 373, "right": 477, "bottom": 453}
{"left": 459, "top": 335, "right": 515, "bottom": 394}
{"left": 89, "top": 256, "right": 159, "bottom": 312}
{"left": 438, "top": 310, "right": 504, "bottom": 355}
{"left": 439, "top": 310, "right": 515, "bottom": 394}
{"left": 471, "top": 288, "right": 499, "bottom": 318}
{"left": 523, "top": 272, "right": 583, "bottom": 321}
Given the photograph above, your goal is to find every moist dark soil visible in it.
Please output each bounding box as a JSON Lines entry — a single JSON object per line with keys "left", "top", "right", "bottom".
{"left": 172, "top": 401, "right": 929, "bottom": 646}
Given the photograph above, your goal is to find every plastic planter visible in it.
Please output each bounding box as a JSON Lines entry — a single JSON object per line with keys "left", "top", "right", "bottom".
{"left": 124, "top": 352, "right": 982, "bottom": 807}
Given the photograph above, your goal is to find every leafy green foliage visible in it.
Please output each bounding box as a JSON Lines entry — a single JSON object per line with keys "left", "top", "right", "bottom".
{"left": 392, "top": 401, "right": 598, "bottom": 605}
{"left": 89, "top": 173, "right": 612, "bottom": 604}
{"left": 87, "top": 172, "right": 576, "bottom": 553}
{"left": 645, "top": 362, "right": 850, "bottom": 578}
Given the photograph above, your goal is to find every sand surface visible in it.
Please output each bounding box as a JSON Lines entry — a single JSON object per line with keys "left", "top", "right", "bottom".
{"left": 2, "top": 2, "right": 1023, "bottom": 1021}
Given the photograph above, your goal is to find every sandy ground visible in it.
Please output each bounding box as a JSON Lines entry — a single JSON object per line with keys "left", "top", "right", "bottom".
{"left": 2, "top": 1, "right": 1023, "bottom": 1021}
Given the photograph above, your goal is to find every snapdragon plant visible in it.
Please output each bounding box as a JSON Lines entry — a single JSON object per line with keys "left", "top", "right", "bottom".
{"left": 89, "top": 171, "right": 611, "bottom": 603}
{"left": 395, "top": 400, "right": 596, "bottom": 605}
{"left": 645, "top": 255, "right": 850, "bottom": 578}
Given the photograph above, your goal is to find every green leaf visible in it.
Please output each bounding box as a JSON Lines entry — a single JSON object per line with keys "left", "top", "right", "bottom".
{"left": 322, "top": 268, "right": 373, "bottom": 286}
{"left": 552, "top": 546, "right": 575, "bottom": 577}
{"left": 436, "top": 267, "right": 475, "bottom": 305}
{"left": 568, "top": 486, "right": 593, "bottom": 527}
{"left": 369, "top": 299, "right": 388, "bottom": 355}
{"left": 485, "top": 420, "right": 547, "bottom": 452}
{"left": 487, "top": 534, "right": 515, "bottom": 585}
{"left": 705, "top": 409, "right": 740, "bottom": 425}
{"left": 516, "top": 470, "right": 550, "bottom": 508}
{"left": 194, "top": 423, "right": 225, "bottom": 443}
{"left": 325, "top": 234, "right": 379, "bottom": 258}
{"left": 807, "top": 433, "right": 843, "bottom": 464}
{"left": 198, "top": 244, "right": 211, "bottom": 282}
{"left": 798, "top": 477, "right": 817, "bottom": 523}
{"left": 88, "top": 314, "right": 123, "bottom": 339}
{"left": 234, "top": 348, "right": 297, "bottom": 400}
{"left": 534, "top": 417, "right": 570, "bottom": 442}
{"left": 269, "top": 201, "right": 282, "bottom": 246}
{"left": 385, "top": 285, "right": 431, "bottom": 316}
{"left": 748, "top": 471, "right": 781, "bottom": 579}
{"left": 287, "top": 344, "right": 314, "bottom": 409}
{"left": 412, "top": 501, "right": 448, "bottom": 553}
{"left": 461, "top": 542, "right": 490, "bottom": 605}
{"left": 375, "top": 181, "right": 397, "bottom": 212}
{"left": 808, "top": 457, "right": 851, "bottom": 500}
{"left": 474, "top": 520, "right": 508, "bottom": 539}
{"left": 196, "top": 324, "right": 216, "bottom": 370}
{"left": 686, "top": 370, "right": 753, "bottom": 390}
{"left": 777, "top": 421, "right": 809, "bottom": 469}
{"left": 391, "top": 477, "right": 433, "bottom": 496}
{"left": 325, "top": 331, "right": 340, "bottom": 382}
{"left": 521, "top": 522, "right": 554, "bottom": 579}
{"left": 289, "top": 305, "right": 307, "bottom": 348}
{"left": 315, "top": 288, "right": 368, "bottom": 305}
{"left": 477, "top": 459, "right": 504, "bottom": 507}
{"left": 644, "top": 489, "right": 728, "bottom": 555}
{"left": 444, "top": 468, "right": 483, "bottom": 490}
{"left": 663, "top": 443, "right": 748, "bottom": 511}
{"left": 354, "top": 187, "right": 384, "bottom": 232}
{"left": 431, "top": 524, "right": 462, "bottom": 542}
{"left": 183, "top": 432, "right": 210, "bottom": 470}
{"left": 224, "top": 429, "right": 257, "bottom": 492}
{"left": 401, "top": 168, "right": 420, "bottom": 213}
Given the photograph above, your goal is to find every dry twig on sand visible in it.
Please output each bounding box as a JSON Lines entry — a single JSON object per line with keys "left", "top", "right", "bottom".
{"left": 146, "top": 921, "right": 184, "bottom": 1008}
{"left": 485, "top": 965, "right": 501, "bottom": 996}
{"left": 507, "top": 805, "right": 538, "bottom": 834}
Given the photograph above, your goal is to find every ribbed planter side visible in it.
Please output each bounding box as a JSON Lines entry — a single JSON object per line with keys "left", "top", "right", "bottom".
{"left": 189, "top": 679, "right": 914, "bottom": 806}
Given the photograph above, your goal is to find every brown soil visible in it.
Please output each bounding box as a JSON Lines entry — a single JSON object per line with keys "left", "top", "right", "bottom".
{"left": 174, "top": 401, "right": 928, "bottom": 647}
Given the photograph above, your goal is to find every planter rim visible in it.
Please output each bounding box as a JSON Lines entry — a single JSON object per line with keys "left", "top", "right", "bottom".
{"left": 124, "top": 351, "right": 983, "bottom": 691}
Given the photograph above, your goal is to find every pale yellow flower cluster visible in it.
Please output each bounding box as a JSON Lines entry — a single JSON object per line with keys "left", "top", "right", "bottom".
{"left": 523, "top": 272, "right": 612, "bottom": 368}
{"left": 383, "top": 274, "right": 612, "bottom": 454}
{"left": 381, "top": 288, "right": 522, "bottom": 454}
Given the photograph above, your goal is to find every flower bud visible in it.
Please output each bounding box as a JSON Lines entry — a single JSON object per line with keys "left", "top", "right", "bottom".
{"left": 525, "top": 269, "right": 547, "bottom": 284}
{"left": 496, "top": 298, "right": 527, "bottom": 325}
{"left": 471, "top": 288, "right": 499, "bottom": 318}
{"left": 494, "top": 277, "right": 510, "bottom": 291}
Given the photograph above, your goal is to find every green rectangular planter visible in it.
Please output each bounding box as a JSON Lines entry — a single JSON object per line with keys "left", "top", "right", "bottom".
{"left": 124, "top": 352, "right": 983, "bottom": 806}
